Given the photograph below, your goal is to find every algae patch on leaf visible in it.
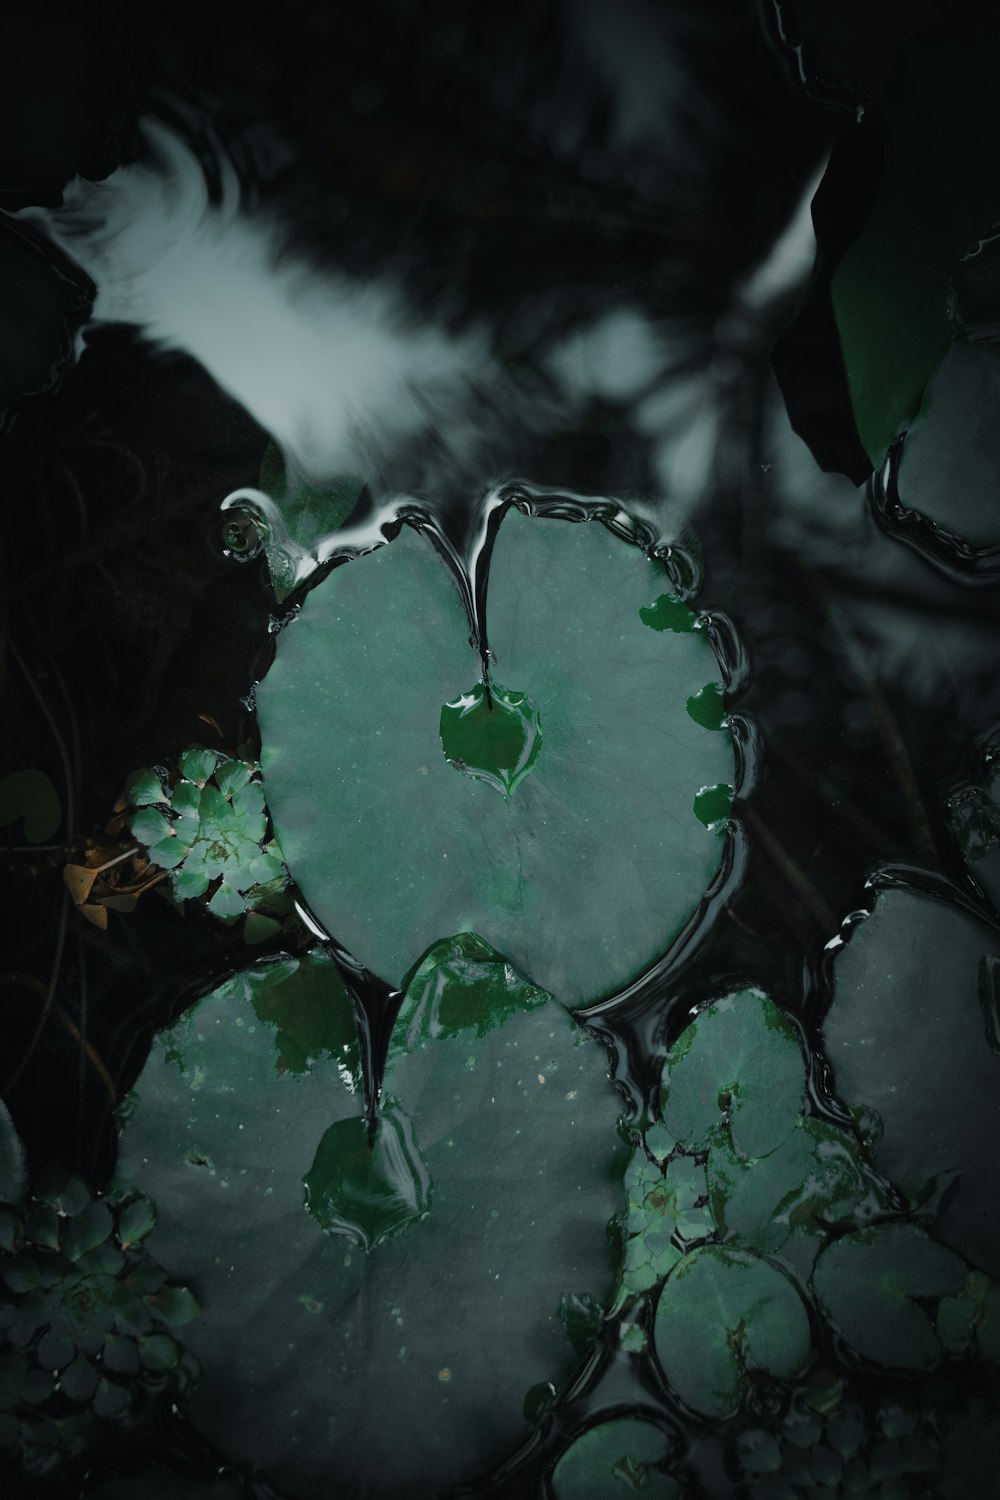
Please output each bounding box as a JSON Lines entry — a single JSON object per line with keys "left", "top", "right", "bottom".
{"left": 257, "top": 506, "right": 735, "bottom": 1006}
{"left": 114, "top": 948, "right": 628, "bottom": 1499}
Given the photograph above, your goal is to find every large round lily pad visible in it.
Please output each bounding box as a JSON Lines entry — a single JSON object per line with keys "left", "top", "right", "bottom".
{"left": 257, "top": 506, "right": 734, "bottom": 1006}
{"left": 114, "top": 948, "right": 628, "bottom": 1498}
{"left": 823, "top": 879, "right": 1000, "bottom": 1276}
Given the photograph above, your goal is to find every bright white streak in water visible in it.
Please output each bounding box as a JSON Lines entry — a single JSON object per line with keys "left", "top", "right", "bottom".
{"left": 22, "top": 119, "right": 492, "bottom": 490}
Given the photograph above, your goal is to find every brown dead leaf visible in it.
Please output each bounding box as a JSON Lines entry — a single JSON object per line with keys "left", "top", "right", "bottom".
{"left": 63, "top": 864, "right": 98, "bottom": 904}
{"left": 79, "top": 903, "right": 109, "bottom": 930}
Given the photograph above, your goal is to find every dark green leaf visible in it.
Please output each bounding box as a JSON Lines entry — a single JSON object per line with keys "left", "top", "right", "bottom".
{"left": 394, "top": 931, "right": 550, "bottom": 1050}
{"left": 36, "top": 1329, "right": 74, "bottom": 1370}
{"left": 138, "top": 1333, "right": 179, "bottom": 1371}
{"left": 811, "top": 1223, "right": 966, "bottom": 1370}
{"left": 126, "top": 768, "right": 167, "bottom": 807}
{"left": 660, "top": 990, "right": 804, "bottom": 1159}
{"left": 60, "top": 1353, "right": 98, "bottom": 1402}
{"left": 830, "top": 31, "right": 1000, "bottom": 469}
{"left": 114, "top": 953, "right": 628, "bottom": 1495}
{"left": 653, "top": 1246, "right": 812, "bottom": 1418}
{"left": 116, "top": 1197, "right": 156, "bottom": 1248}
{"left": 708, "top": 1115, "right": 892, "bottom": 1276}
{"left": 101, "top": 1333, "right": 140, "bottom": 1375}
{"left": 240, "top": 952, "right": 360, "bottom": 1078}
{"left": 179, "top": 748, "right": 218, "bottom": 787}
{"left": 92, "top": 1377, "right": 130, "bottom": 1420}
{"left": 0, "top": 768, "right": 61, "bottom": 844}
{"left": 61, "top": 1200, "right": 112, "bottom": 1261}
{"left": 33, "top": 1167, "right": 91, "bottom": 1217}
{"left": 824, "top": 882, "right": 1000, "bottom": 1274}
{"left": 146, "top": 1285, "right": 199, "bottom": 1330}
{"left": 257, "top": 507, "right": 734, "bottom": 1006}
{"left": 551, "top": 1417, "right": 678, "bottom": 1499}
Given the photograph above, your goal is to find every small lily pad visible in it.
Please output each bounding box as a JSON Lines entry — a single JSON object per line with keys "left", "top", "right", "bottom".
{"left": 811, "top": 1223, "right": 967, "bottom": 1371}
{"left": 0, "top": 769, "right": 61, "bottom": 845}
{"left": 653, "top": 1245, "right": 812, "bottom": 1419}
{"left": 551, "top": 1416, "right": 679, "bottom": 1499}
{"left": 257, "top": 504, "right": 734, "bottom": 1006}
{"left": 660, "top": 990, "right": 805, "bottom": 1160}
{"left": 114, "top": 948, "right": 628, "bottom": 1497}
{"left": 823, "top": 879, "right": 1000, "bottom": 1275}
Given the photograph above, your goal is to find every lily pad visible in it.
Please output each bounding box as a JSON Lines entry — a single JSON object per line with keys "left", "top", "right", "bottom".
{"left": 551, "top": 1416, "right": 679, "bottom": 1498}
{"left": 830, "top": 29, "right": 1000, "bottom": 471}
{"left": 811, "top": 1223, "right": 967, "bottom": 1371}
{"left": 823, "top": 879, "right": 1000, "bottom": 1275}
{"left": 653, "top": 1246, "right": 812, "bottom": 1419}
{"left": 0, "top": 769, "right": 61, "bottom": 845}
{"left": 257, "top": 504, "right": 734, "bottom": 1007}
{"left": 708, "top": 1115, "right": 893, "bottom": 1277}
{"left": 660, "top": 990, "right": 805, "bottom": 1160}
{"left": 114, "top": 948, "right": 628, "bottom": 1498}
{"left": 895, "top": 340, "right": 1000, "bottom": 549}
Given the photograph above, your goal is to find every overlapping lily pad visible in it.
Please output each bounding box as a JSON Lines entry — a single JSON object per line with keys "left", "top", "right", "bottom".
{"left": 708, "top": 1114, "right": 892, "bottom": 1278}
{"left": 811, "top": 1223, "right": 967, "bottom": 1371}
{"left": 653, "top": 1246, "right": 812, "bottom": 1419}
{"left": 823, "top": 878, "right": 1000, "bottom": 1275}
{"left": 257, "top": 505, "right": 735, "bottom": 1006}
{"left": 114, "top": 946, "right": 628, "bottom": 1498}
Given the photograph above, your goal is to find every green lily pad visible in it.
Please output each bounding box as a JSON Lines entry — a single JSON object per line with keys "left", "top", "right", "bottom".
{"left": 831, "top": 29, "right": 1000, "bottom": 471}
{"left": 708, "top": 1115, "right": 893, "bottom": 1277}
{"left": 811, "top": 1223, "right": 967, "bottom": 1371}
{"left": 551, "top": 1416, "right": 679, "bottom": 1498}
{"left": 823, "top": 879, "right": 1000, "bottom": 1275}
{"left": 257, "top": 505, "right": 734, "bottom": 1007}
{"left": 660, "top": 990, "right": 805, "bottom": 1160}
{"left": 0, "top": 1101, "right": 26, "bottom": 1206}
{"left": 114, "top": 949, "right": 628, "bottom": 1498}
{"left": 653, "top": 1245, "right": 812, "bottom": 1419}
{"left": 0, "top": 769, "right": 61, "bottom": 845}
{"left": 895, "top": 340, "right": 1000, "bottom": 549}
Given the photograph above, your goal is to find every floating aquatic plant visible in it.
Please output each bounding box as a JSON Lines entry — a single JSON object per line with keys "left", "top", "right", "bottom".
{"left": 257, "top": 501, "right": 737, "bottom": 1006}
{"left": 113, "top": 942, "right": 628, "bottom": 1498}
{"left": 126, "top": 748, "right": 289, "bottom": 936}
{"left": 0, "top": 1101, "right": 199, "bottom": 1479}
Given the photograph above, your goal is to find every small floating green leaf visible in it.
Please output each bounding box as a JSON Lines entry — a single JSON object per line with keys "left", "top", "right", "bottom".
{"left": 693, "top": 783, "right": 733, "bottom": 830}
{"left": 0, "top": 769, "right": 61, "bottom": 845}
{"left": 551, "top": 1417, "right": 679, "bottom": 1499}
{"left": 824, "top": 882, "right": 1000, "bottom": 1275}
{"left": 113, "top": 950, "right": 628, "bottom": 1495}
